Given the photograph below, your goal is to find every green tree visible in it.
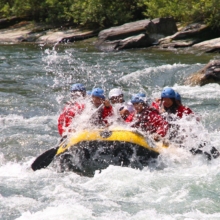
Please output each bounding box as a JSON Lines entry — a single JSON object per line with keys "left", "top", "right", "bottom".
{"left": 69, "top": 0, "right": 143, "bottom": 27}
{"left": 0, "top": 0, "right": 219, "bottom": 30}
{"left": 141, "top": 0, "right": 220, "bottom": 29}
{"left": 0, "top": 0, "right": 14, "bottom": 17}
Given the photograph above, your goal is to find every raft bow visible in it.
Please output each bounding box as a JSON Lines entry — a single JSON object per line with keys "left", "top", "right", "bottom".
{"left": 55, "top": 128, "right": 168, "bottom": 176}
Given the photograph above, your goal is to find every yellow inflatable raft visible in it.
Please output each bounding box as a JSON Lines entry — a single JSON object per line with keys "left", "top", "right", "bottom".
{"left": 55, "top": 128, "right": 168, "bottom": 176}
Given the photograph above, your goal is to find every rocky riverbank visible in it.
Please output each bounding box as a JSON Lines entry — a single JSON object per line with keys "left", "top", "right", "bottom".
{"left": 1, "top": 17, "right": 220, "bottom": 53}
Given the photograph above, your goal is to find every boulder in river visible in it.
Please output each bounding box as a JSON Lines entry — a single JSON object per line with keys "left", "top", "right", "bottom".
{"left": 158, "top": 23, "right": 218, "bottom": 49}
{"left": 185, "top": 60, "right": 220, "bottom": 86}
{"left": 96, "top": 18, "right": 177, "bottom": 51}
{"left": 192, "top": 38, "right": 220, "bottom": 53}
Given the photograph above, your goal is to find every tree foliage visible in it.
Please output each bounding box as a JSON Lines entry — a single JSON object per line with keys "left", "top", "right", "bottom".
{"left": 141, "top": 0, "right": 220, "bottom": 29}
{"left": 0, "top": 0, "right": 219, "bottom": 30}
{"left": 0, "top": 0, "right": 143, "bottom": 27}
{"left": 68, "top": 0, "right": 139, "bottom": 27}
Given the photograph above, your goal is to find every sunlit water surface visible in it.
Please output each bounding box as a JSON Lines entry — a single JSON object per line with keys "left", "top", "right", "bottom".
{"left": 0, "top": 42, "right": 220, "bottom": 220}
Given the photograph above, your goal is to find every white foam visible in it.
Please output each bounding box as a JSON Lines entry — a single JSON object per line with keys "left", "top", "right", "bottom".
{"left": 119, "top": 63, "right": 188, "bottom": 82}
{"left": 16, "top": 204, "right": 94, "bottom": 220}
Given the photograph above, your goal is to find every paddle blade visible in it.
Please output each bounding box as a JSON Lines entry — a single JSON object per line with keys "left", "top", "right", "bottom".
{"left": 31, "top": 147, "right": 59, "bottom": 171}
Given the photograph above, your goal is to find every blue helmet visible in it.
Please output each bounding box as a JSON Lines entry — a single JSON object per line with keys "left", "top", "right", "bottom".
{"left": 70, "top": 83, "right": 86, "bottom": 92}
{"left": 161, "top": 87, "right": 176, "bottom": 99}
{"left": 175, "top": 92, "right": 181, "bottom": 101}
{"left": 91, "top": 88, "right": 105, "bottom": 99}
{"left": 131, "top": 93, "right": 146, "bottom": 104}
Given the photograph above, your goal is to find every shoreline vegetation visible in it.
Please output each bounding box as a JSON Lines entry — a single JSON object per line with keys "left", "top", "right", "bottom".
{"left": 1, "top": 0, "right": 219, "bottom": 30}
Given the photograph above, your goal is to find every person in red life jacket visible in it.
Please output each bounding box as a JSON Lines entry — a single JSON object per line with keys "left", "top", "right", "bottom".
{"left": 126, "top": 93, "right": 169, "bottom": 141}
{"left": 109, "top": 88, "right": 124, "bottom": 105}
{"left": 58, "top": 83, "right": 86, "bottom": 136}
{"left": 118, "top": 102, "right": 135, "bottom": 121}
{"left": 160, "top": 88, "right": 219, "bottom": 159}
{"left": 126, "top": 93, "right": 147, "bottom": 123}
{"left": 175, "top": 91, "right": 201, "bottom": 121}
{"left": 158, "top": 87, "right": 194, "bottom": 141}
{"left": 90, "top": 88, "right": 113, "bottom": 126}
{"left": 160, "top": 88, "right": 194, "bottom": 119}
{"left": 108, "top": 88, "right": 134, "bottom": 121}
{"left": 152, "top": 89, "right": 195, "bottom": 119}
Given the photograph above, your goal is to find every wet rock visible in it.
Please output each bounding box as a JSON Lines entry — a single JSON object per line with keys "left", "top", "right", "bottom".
{"left": 151, "top": 17, "right": 177, "bottom": 36}
{"left": 158, "top": 23, "right": 217, "bottom": 49}
{"left": 0, "top": 16, "right": 29, "bottom": 29}
{"left": 0, "top": 22, "right": 50, "bottom": 43}
{"left": 97, "top": 33, "right": 154, "bottom": 51}
{"left": 192, "top": 38, "right": 220, "bottom": 53}
{"left": 0, "top": 21, "right": 97, "bottom": 44}
{"left": 36, "top": 29, "right": 97, "bottom": 44}
{"left": 172, "top": 23, "right": 210, "bottom": 40}
{"left": 185, "top": 60, "right": 220, "bottom": 86}
{"left": 0, "top": 27, "right": 32, "bottom": 43}
{"left": 96, "top": 18, "right": 177, "bottom": 51}
{"left": 159, "top": 40, "right": 196, "bottom": 48}
{"left": 98, "top": 19, "right": 154, "bottom": 42}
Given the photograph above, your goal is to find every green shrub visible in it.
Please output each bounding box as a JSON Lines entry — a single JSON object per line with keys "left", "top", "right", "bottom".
{"left": 204, "top": 0, "right": 220, "bottom": 29}
{"left": 69, "top": 0, "right": 142, "bottom": 27}
{"left": 141, "top": 0, "right": 220, "bottom": 30}
{"left": 0, "top": 0, "right": 13, "bottom": 18}
{"left": 0, "top": 0, "right": 219, "bottom": 30}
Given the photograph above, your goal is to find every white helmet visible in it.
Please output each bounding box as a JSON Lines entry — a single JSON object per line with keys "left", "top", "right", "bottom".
{"left": 109, "top": 88, "right": 123, "bottom": 99}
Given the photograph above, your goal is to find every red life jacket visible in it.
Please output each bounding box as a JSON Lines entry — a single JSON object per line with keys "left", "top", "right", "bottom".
{"left": 90, "top": 105, "right": 113, "bottom": 126}
{"left": 102, "top": 106, "right": 113, "bottom": 119}
{"left": 176, "top": 105, "right": 193, "bottom": 118}
{"left": 151, "top": 100, "right": 160, "bottom": 111}
{"left": 125, "top": 112, "right": 135, "bottom": 123}
{"left": 58, "top": 102, "right": 85, "bottom": 136}
{"left": 126, "top": 107, "right": 168, "bottom": 137}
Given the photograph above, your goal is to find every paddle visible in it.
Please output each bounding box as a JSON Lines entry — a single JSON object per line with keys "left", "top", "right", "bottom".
{"left": 31, "top": 103, "right": 104, "bottom": 171}
{"left": 31, "top": 138, "right": 66, "bottom": 171}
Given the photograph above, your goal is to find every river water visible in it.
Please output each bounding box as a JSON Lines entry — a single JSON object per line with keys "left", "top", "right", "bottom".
{"left": 0, "top": 41, "right": 220, "bottom": 220}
